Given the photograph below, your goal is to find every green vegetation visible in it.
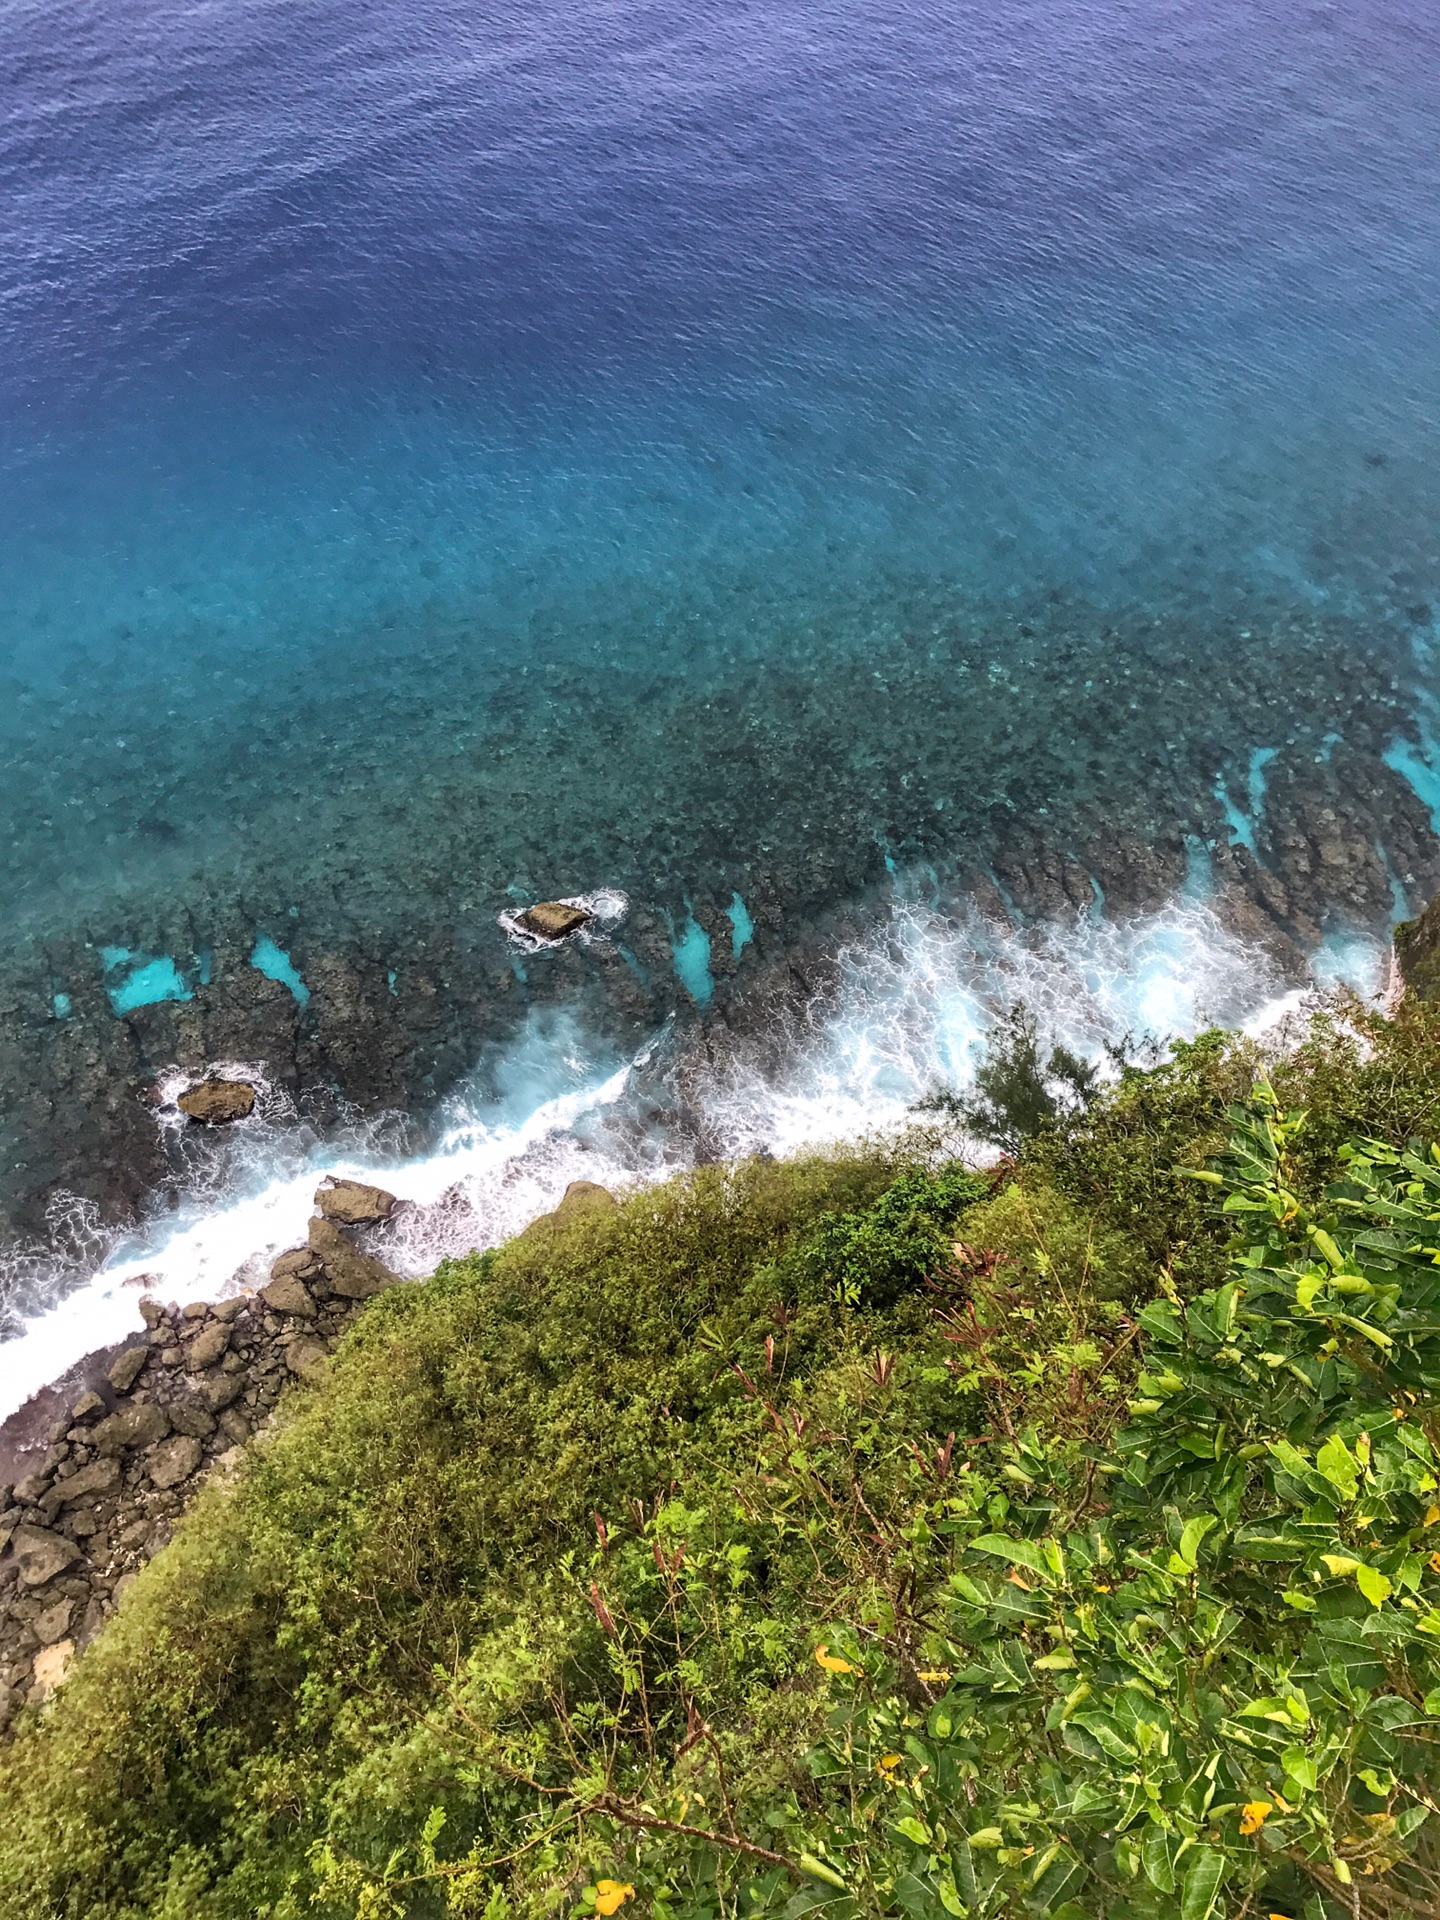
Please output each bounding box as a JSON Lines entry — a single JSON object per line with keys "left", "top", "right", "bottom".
{"left": 4, "top": 997, "right": 1440, "bottom": 1919}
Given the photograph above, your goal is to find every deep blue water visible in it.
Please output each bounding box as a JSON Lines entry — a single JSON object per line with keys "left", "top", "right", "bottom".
{"left": 2, "top": 0, "right": 1440, "bottom": 1063}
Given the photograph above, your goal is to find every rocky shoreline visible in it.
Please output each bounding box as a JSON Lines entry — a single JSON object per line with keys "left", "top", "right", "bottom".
{"left": 2, "top": 877, "right": 1440, "bottom": 1736}
{"left": 0, "top": 1176, "right": 415, "bottom": 1730}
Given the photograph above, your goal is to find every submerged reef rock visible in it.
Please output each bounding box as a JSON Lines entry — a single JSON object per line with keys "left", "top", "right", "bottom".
{"left": 176, "top": 1077, "right": 256, "bottom": 1125}
{"left": 1395, "top": 892, "right": 1440, "bottom": 1000}
{"left": 315, "top": 1177, "right": 396, "bottom": 1225}
{"left": 516, "top": 900, "right": 592, "bottom": 941}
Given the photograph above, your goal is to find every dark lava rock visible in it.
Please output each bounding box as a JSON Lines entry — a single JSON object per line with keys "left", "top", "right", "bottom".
{"left": 166, "top": 1400, "right": 216, "bottom": 1440}
{"left": 307, "top": 1216, "right": 401, "bottom": 1300}
{"left": 284, "top": 1337, "right": 330, "bottom": 1380}
{"left": 262, "top": 1272, "right": 317, "bottom": 1317}
{"left": 147, "top": 1435, "right": 203, "bottom": 1491}
{"left": 197, "top": 1371, "right": 246, "bottom": 1413}
{"left": 271, "top": 1247, "right": 322, "bottom": 1282}
{"left": 107, "top": 1344, "right": 149, "bottom": 1394}
{"left": 516, "top": 901, "right": 591, "bottom": 940}
{"left": 183, "top": 1322, "right": 230, "bottom": 1372}
{"left": 315, "top": 1177, "right": 396, "bottom": 1225}
{"left": 56, "top": 1458, "right": 119, "bottom": 1506}
{"left": 11, "top": 1524, "right": 82, "bottom": 1588}
{"left": 177, "top": 1078, "right": 257, "bottom": 1125}
{"left": 1395, "top": 892, "right": 1440, "bottom": 1000}
{"left": 94, "top": 1403, "right": 170, "bottom": 1455}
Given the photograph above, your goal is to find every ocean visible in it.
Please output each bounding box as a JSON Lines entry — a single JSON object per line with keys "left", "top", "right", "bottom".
{"left": 2, "top": 0, "right": 1439, "bottom": 1411}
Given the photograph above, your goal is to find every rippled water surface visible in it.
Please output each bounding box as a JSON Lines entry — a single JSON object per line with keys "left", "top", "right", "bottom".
{"left": 1, "top": 0, "right": 1440, "bottom": 1373}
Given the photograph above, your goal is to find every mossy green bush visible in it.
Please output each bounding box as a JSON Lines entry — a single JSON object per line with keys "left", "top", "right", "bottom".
{"left": 3, "top": 1001, "right": 1440, "bottom": 1920}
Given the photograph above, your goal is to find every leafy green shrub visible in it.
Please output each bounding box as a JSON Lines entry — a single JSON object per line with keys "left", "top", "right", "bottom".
{"left": 309, "top": 1086, "right": 1440, "bottom": 1919}
{"left": 5, "top": 1017, "right": 1440, "bottom": 1920}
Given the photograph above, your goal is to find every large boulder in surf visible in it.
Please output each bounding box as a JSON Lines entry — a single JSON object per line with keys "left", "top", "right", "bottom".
{"left": 177, "top": 1078, "right": 256, "bottom": 1125}
{"left": 516, "top": 901, "right": 591, "bottom": 941}
{"left": 315, "top": 1177, "right": 396, "bottom": 1225}
{"left": 1395, "top": 892, "right": 1440, "bottom": 1000}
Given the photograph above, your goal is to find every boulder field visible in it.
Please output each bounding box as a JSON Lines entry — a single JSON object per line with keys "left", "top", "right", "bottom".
{"left": 0, "top": 1185, "right": 410, "bottom": 1729}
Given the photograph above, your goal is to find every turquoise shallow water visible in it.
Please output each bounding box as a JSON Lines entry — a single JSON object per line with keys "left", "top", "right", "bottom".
{"left": 0, "top": 0, "right": 1439, "bottom": 1256}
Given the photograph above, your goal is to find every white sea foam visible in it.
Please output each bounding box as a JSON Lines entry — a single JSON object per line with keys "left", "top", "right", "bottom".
{"left": 0, "top": 893, "right": 1389, "bottom": 1423}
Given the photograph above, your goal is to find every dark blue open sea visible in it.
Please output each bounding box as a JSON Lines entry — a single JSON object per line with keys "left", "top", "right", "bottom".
{"left": 3, "top": 0, "right": 1440, "bottom": 1404}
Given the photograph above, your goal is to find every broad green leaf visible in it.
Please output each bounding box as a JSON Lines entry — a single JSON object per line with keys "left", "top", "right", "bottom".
{"left": 1355, "top": 1563, "right": 1392, "bottom": 1607}
{"left": 949, "top": 1842, "right": 978, "bottom": 1907}
{"left": 1314, "top": 1435, "right": 1359, "bottom": 1500}
{"left": 968, "top": 1534, "right": 1051, "bottom": 1577}
{"left": 1282, "top": 1746, "right": 1318, "bottom": 1793}
{"left": 1320, "top": 1554, "right": 1360, "bottom": 1578}
{"left": 1179, "top": 1846, "right": 1226, "bottom": 1920}
{"left": 1140, "top": 1828, "right": 1175, "bottom": 1894}
{"left": 1175, "top": 1514, "right": 1218, "bottom": 1570}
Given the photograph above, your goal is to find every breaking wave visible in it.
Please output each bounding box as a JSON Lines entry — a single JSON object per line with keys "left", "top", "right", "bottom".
{"left": 0, "top": 890, "right": 1389, "bottom": 1422}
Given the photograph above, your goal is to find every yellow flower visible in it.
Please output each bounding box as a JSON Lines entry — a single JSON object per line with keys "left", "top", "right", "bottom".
{"left": 1430, "top": 1552, "right": 1440, "bottom": 1575}
{"left": 594, "top": 1882, "right": 635, "bottom": 1916}
{"left": 877, "top": 1752, "right": 903, "bottom": 1774}
{"left": 815, "top": 1645, "right": 857, "bottom": 1674}
{"left": 916, "top": 1669, "right": 952, "bottom": 1683}
{"left": 1425, "top": 1504, "right": 1440, "bottom": 1527}
{"left": 1240, "top": 1801, "right": 1273, "bottom": 1837}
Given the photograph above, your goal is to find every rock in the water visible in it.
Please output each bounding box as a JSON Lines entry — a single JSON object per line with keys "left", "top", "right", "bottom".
{"left": 147, "top": 1434, "right": 203, "bottom": 1490}
{"left": 262, "top": 1271, "right": 317, "bottom": 1317}
{"left": 94, "top": 1403, "right": 170, "bottom": 1454}
{"left": 307, "top": 1216, "right": 401, "bottom": 1300}
{"left": 516, "top": 900, "right": 591, "bottom": 940}
{"left": 12, "top": 1524, "right": 82, "bottom": 1587}
{"left": 316, "top": 1177, "right": 396, "bottom": 1225}
{"left": 1395, "top": 893, "right": 1440, "bottom": 1000}
{"left": 30, "top": 1638, "right": 74, "bottom": 1698}
{"left": 183, "top": 1322, "right": 230, "bottom": 1371}
{"left": 285, "top": 1337, "right": 330, "bottom": 1380}
{"left": 107, "top": 1344, "right": 150, "bottom": 1394}
{"left": 57, "top": 1458, "right": 120, "bottom": 1506}
{"left": 177, "top": 1078, "right": 257, "bottom": 1125}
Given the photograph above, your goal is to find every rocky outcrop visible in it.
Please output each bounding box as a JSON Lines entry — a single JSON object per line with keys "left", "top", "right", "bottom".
{"left": 306, "top": 1216, "right": 401, "bottom": 1299}
{"left": 516, "top": 901, "right": 591, "bottom": 940}
{"left": 0, "top": 1206, "right": 407, "bottom": 1731}
{"left": 315, "top": 1178, "right": 396, "bottom": 1225}
{"left": 521, "top": 1179, "right": 617, "bottom": 1238}
{"left": 176, "top": 1078, "right": 257, "bottom": 1124}
{"left": 1395, "top": 893, "right": 1440, "bottom": 1000}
